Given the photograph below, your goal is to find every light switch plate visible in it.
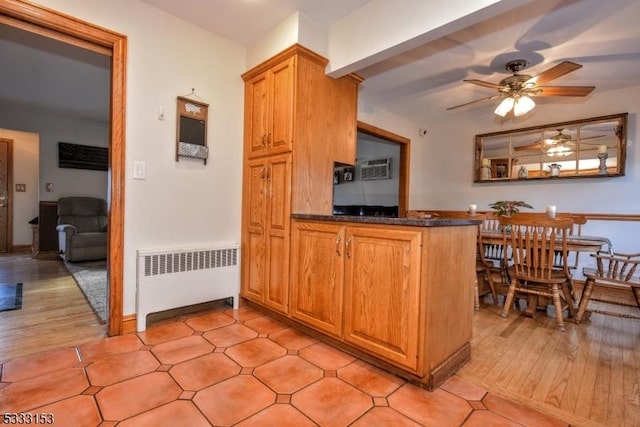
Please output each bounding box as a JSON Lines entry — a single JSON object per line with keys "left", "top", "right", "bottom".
{"left": 15, "top": 183, "right": 26, "bottom": 192}
{"left": 133, "top": 160, "right": 146, "bottom": 180}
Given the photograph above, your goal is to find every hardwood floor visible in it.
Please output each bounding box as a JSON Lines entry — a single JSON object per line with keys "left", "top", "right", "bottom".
{"left": 460, "top": 295, "right": 640, "bottom": 427}
{"left": 0, "top": 254, "right": 106, "bottom": 362}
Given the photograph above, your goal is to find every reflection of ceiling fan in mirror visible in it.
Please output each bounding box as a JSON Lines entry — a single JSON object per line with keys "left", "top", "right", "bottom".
{"left": 447, "top": 59, "right": 596, "bottom": 117}
{"left": 514, "top": 128, "right": 606, "bottom": 156}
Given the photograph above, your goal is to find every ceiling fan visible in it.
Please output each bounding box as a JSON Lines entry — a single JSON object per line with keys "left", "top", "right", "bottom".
{"left": 514, "top": 128, "right": 605, "bottom": 156}
{"left": 447, "top": 59, "right": 596, "bottom": 116}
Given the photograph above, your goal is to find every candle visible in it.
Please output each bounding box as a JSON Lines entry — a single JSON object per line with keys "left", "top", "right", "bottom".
{"left": 469, "top": 204, "right": 477, "bottom": 214}
{"left": 598, "top": 145, "right": 607, "bottom": 154}
{"left": 546, "top": 205, "right": 557, "bottom": 218}
{"left": 482, "top": 158, "right": 490, "bottom": 167}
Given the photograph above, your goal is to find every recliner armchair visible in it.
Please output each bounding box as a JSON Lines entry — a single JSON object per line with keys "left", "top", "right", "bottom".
{"left": 56, "top": 196, "right": 108, "bottom": 262}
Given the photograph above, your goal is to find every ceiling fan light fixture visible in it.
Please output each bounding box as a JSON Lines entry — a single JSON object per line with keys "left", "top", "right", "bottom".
{"left": 494, "top": 97, "right": 515, "bottom": 117}
{"left": 513, "top": 95, "right": 535, "bottom": 116}
{"left": 546, "top": 144, "right": 572, "bottom": 157}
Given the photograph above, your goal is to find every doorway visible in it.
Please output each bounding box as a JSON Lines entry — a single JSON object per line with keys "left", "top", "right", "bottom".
{"left": 356, "top": 121, "right": 411, "bottom": 216}
{"left": 0, "top": 2, "right": 126, "bottom": 336}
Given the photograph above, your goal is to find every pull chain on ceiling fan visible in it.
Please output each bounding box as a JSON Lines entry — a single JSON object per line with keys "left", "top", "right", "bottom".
{"left": 447, "top": 59, "right": 596, "bottom": 116}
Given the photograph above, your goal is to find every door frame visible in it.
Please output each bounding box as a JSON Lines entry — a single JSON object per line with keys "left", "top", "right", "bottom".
{"left": 357, "top": 121, "right": 411, "bottom": 217}
{"left": 0, "top": 0, "right": 126, "bottom": 336}
{"left": 0, "top": 138, "right": 13, "bottom": 252}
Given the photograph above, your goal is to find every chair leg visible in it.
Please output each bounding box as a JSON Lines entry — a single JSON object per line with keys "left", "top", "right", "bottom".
{"left": 560, "top": 281, "right": 576, "bottom": 319}
{"left": 575, "top": 279, "right": 595, "bottom": 323}
{"left": 632, "top": 286, "right": 640, "bottom": 312}
{"left": 551, "top": 284, "right": 566, "bottom": 332}
{"left": 485, "top": 271, "right": 498, "bottom": 305}
{"left": 474, "top": 277, "right": 480, "bottom": 312}
{"left": 501, "top": 278, "right": 517, "bottom": 318}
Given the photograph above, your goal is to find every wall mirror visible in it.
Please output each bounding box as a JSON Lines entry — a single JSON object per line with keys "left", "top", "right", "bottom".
{"left": 474, "top": 113, "right": 627, "bottom": 182}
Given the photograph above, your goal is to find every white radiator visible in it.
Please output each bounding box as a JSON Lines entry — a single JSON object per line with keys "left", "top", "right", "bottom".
{"left": 136, "top": 243, "right": 240, "bottom": 331}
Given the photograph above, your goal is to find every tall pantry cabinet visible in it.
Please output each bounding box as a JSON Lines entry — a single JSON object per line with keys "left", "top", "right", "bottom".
{"left": 240, "top": 44, "right": 361, "bottom": 314}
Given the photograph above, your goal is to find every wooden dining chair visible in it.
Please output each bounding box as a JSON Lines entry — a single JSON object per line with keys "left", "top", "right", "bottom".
{"left": 480, "top": 212, "right": 511, "bottom": 292}
{"left": 499, "top": 215, "right": 575, "bottom": 332}
{"left": 474, "top": 213, "right": 499, "bottom": 310}
{"left": 575, "top": 252, "right": 640, "bottom": 322}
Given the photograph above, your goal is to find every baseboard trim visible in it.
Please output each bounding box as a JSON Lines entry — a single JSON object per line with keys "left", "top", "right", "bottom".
{"left": 122, "top": 314, "right": 137, "bottom": 335}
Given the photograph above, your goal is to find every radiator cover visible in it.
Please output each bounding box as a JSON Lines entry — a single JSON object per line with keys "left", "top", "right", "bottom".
{"left": 136, "top": 243, "right": 240, "bottom": 331}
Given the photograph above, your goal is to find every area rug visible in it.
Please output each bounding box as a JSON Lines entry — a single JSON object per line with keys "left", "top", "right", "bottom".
{"left": 0, "top": 283, "right": 23, "bottom": 312}
{"left": 64, "top": 261, "right": 107, "bottom": 323}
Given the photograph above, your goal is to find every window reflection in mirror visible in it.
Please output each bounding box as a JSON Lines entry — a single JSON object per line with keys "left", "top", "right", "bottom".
{"left": 475, "top": 113, "right": 627, "bottom": 182}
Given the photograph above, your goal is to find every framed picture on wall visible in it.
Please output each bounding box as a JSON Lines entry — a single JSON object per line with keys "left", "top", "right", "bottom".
{"left": 343, "top": 167, "right": 354, "bottom": 182}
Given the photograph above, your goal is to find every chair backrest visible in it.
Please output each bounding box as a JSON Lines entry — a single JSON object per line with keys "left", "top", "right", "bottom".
{"left": 588, "top": 252, "right": 640, "bottom": 284}
{"left": 500, "top": 215, "right": 574, "bottom": 282}
{"left": 57, "top": 197, "right": 108, "bottom": 233}
{"left": 515, "top": 212, "right": 586, "bottom": 236}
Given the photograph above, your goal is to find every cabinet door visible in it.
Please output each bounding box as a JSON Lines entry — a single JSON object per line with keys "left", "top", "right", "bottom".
{"left": 245, "top": 72, "right": 271, "bottom": 158}
{"left": 263, "top": 154, "right": 292, "bottom": 313}
{"left": 244, "top": 57, "right": 294, "bottom": 158}
{"left": 290, "top": 221, "right": 345, "bottom": 336}
{"left": 241, "top": 158, "right": 268, "bottom": 302}
{"left": 343, "top": 226, "right": 422, "bottom": 370}
{"left": 269, "top": 57, "right": 295, "bottom": 154}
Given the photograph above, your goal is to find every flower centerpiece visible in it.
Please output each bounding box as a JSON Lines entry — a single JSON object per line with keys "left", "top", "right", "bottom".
{"left": 489, "top": 200, "right": 533, "bottom": 217}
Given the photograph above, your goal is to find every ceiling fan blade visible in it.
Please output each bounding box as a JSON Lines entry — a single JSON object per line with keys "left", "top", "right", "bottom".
{"left": 514, "top": 143, "right": 543, "bottom": 151}
{"left": 463, "top": 79, "right": 504, "bottom": 90}
{"left": 535, "top": 86, "right": 596, "bottom": 96}
{"left": 581, "top": 134, "right": 606, "bottom": 141}
{"left": 525, "top": 61, "right": 582, "bottom": 85}
{"left": 446, "top": 94, "right": 499, "bottom": 110}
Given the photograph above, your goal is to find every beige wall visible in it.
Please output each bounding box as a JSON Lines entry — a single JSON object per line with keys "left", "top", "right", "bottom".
{"left": 35, "top": 0, "right": 246, "bottom": 315}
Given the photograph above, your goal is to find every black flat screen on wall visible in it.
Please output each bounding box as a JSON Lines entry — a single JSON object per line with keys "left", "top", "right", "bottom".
{"left": 58, "top": 142, "right": 108, "bottom": 171}
{"left": 179, "top": 116, "right": 206, "bottom": 146}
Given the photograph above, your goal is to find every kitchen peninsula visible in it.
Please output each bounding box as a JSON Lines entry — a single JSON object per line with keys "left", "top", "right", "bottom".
{"left": 288, "top": 214, "right": 479, "bottom": 389}
{"left": 240, "top": 44, "right": 479, "bottom": 389}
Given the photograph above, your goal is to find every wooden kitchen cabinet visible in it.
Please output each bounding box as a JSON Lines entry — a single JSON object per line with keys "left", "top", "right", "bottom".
{"left": 343, "top": 226, "right": 422, "bottom": 370}
{"left": 290, "top": 221, "right": 345, "bottom": 337}
{"left": 241, "top": 44, "right": 361, "bottom": 316}
{"left": 290, "top": 221, "right": 422, "bottom": 370}
{"left": 241, "top": 153, "right": 291, "bottom": 313}
{"left": 244, "top": 56, "right": 295, "bottom": 159}
{"left": 287, "top": 217, "right": 478, "bottom": 389}
{"left": 242, "top": 44, "right": 361, "bottom": 215}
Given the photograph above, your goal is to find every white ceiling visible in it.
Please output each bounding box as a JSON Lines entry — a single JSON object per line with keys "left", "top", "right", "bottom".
{"left": 1, "top": 0, "right": 639, "bottom": 125}
{"left": 0, "top": 23, "right": 110, "bottom": 121}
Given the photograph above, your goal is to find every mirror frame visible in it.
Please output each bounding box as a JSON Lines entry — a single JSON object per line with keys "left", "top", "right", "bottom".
{"left": 474, "top": 113, "right": 627, "bottom": 183}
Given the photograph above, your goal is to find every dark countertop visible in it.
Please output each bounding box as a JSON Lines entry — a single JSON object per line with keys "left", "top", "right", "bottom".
{"left": 292, "top": 213, "right": 481, "bottom": 227}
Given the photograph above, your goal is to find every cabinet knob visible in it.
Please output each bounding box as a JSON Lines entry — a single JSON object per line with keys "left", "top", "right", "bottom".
{"left": 346, "top": 237, "right": 352, "bottom": 259}
{"left": 336, "top": 235, "right": 342, "bottom": 256}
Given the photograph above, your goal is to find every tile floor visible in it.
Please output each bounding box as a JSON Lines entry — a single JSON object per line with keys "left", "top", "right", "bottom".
{"left": 0, "top": 306, "right": 568, "bottom": 426}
